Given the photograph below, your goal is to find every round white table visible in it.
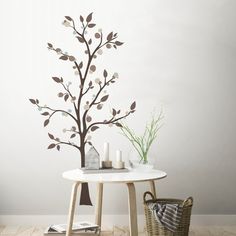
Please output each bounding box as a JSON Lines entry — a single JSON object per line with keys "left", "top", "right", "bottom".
{"left": 63, "top": 169, "right": 167, "bottom": 236}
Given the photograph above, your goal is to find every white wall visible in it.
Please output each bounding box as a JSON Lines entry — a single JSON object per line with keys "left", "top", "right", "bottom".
{"left": 0, "top": 0, "right": 236, "bottom": 216}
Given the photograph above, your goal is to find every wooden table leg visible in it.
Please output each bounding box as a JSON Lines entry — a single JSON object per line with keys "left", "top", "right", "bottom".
{"left": 95, "top": 183, "right": 103, "bottom": 233}
{"left": 127, "top": 183, "right": 138, "bottom": 236}
{"left": 66, "top": 182, "right": 80, "bottom": 236}
{"left": 149, "top": 180, "right": 157, "bottom": 198}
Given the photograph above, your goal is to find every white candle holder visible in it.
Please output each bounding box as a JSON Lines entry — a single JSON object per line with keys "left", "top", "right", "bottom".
{"left": 113, "top": 161, "right": 125, "bottom": 169}
{"left": 101, "top": 160, "right": 112, "bottom": 169}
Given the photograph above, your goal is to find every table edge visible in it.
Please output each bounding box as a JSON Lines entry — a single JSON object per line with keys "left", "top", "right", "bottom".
{"left": 62, "top": 171, "right": 167, "bottom": 183}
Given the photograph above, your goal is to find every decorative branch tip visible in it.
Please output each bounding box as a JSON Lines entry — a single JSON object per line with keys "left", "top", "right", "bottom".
{"left": 115, "top": 41, "right": 124, "bottom": 46}
{"left": 80, "top": 15, "right": 84, "bottom": 22}
{"left": 97, "top": 104, "right": 103, "bottom": 110}
{"left": 91, "top": 126, "right": 99, "bottom": 131}
{"left": 100, "top": 95, "right": 109, "bottom": 102}
{"left": 29, "top": 99, "right": 39, "bottom": 105}
{"left": 64, "top": 94, "right": 69, "bottom": 101}
{"left": 103, "top": 70, "right": 108, "bottom": 78}
{"left": 116, "top": 122, "right": 123, "bottom": 127}
{"left": 79, "top": 61, "right": 83, "bottom": 69}
{"left": 86, "top": 12, "right": 93, "bottom": 23}
{"left": 52, "top": 77, "right": 63, "bottom": 83}
{"left": 48, "top": 133, "right": 54, "bottom": 139}
{"left": 41, "top": 112, "right": 49, "bottom": 116}
{"left": 130, "top": 101, "right": 136, "bottom": 110}
{"left": 112, "top": 108, "right": 116, "bottom": 116}
{"left": 59, "top": 55, "right": 68, "bottom": 60}
{"left": 77, "top": 36, "right": 84, "bottom": 43}
{"left": 48, "top": 143, "right": 56, "bottom": 149}
{"left": 44, "top": 119, "right": 50, "bottom": 127}
{"left": 88, "top": 23, "right": 96, "bottom": 28}
{"left": 107, "top": 32, "right": 113, "bottom": 41}
{"left": 65, "top": 16, "right": 73, "bottom": 21}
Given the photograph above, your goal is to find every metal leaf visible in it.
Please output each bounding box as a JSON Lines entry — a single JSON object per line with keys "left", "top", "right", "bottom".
{"left": 77, "top": 36, "right": 84, "bottom": 43}
{"left": 44, "top": 119, "right": 50, "bottom": 127}
{"left": 100, "top": 95, "right": 109, "bottom": 102}
{"left": 52, "top": 77, "right": 61, "bottom": 83}
{"left": 112, "top": 108, "right": 116, "bottom": 116}
{"left": 86, "top": 12, "right": 93, "bottom": 23}
{"left": 86, "top": 116, "right": 92, "bottom": 122}
{"left": 48, "top": 143, "right": 56, "bottom": 149}
{"left": 79, "top": 61, "right": 83, "bottom": 69}
{"left": 91, "top": 126, "right": 99, "bottom": 131}
{"left": 65, "top": 16, "right": 73, "bottom": 21}
{"left": 97, "top": 104, "right": 103, "bottom": 110}
{"left": 29, "top": 99, "right": 36, "bottom": 104}
{"left": 48, "top": 133, "right": 54, "bottom": 139}
{"left": 88, "top": 23, "right": 96, "bottom": 28}
{"left": 64, "top": 94, "right": 69, "bottom": 101}
{"left": 59, "top": 55, "right": 68, "bottom": 60}
{"left": 130, "top": 101, "right": 136, "bottom": 110}
{"left": 80, "top": 15, "right": 84, "bottom": 22}
{"left": 116, "top": 123, "right": 123, "bottom": 128}
{"left": 107, "top": 32, "right": 113, "bottom": 41}
{"left": 115, "top": 41, "right": 124, "bottom": 46}
{"left": 103, "top": 69, "right": 108, "bottom": 78}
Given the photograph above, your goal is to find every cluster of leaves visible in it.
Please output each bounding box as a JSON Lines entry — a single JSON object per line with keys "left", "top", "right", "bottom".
{"left": 47, "top": 133, "right": 61, "bottom": 151}
{"left": 47, "top": 43, "right": 76, "bottom": 62}
{"left": 30, "top": 12, "right": 135, "bottom": 153}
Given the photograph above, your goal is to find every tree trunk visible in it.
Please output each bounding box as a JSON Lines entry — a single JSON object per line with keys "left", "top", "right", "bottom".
{"left": 80, "top": 182, "right": 92, "bottom": 205}
{"left": 79, "top": 142, "right": 93, "bottom": 205}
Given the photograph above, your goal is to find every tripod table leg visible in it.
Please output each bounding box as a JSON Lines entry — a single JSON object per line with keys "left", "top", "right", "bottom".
{"left": 149, "top": 180, "right": 157, "bottom": 198}
{"left": 127, "top": 182, "right": 138, "bottom": 236}
{"left": 66, "top": 182, "right": 80, "bottom": 236}
{"left": 95, "top": 183, "right": 103, "bottom": 232}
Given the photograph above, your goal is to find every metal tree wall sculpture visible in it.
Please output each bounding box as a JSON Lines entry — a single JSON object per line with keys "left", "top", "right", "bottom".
{"left": 29, "top": 13, "right": 136, "bottom": 205}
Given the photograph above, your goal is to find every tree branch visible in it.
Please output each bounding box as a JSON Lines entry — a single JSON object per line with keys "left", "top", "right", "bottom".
{"left": 61, "top": 81, "right": 77, "bottom": 112}
{"left": 37, "top": 104, "right": 78, "bottom": 124}
{"left": 86, "top": 111, "right": 132, "bottom": 133}
{"left": 82, "top": 86, "right": 91, "bottom": 96}
{"left": 57, "top": 141, "right": 80, "bottom": 151}
{"left": 71, "top": 19, "right": 91, "bottom": 57}
{"left": 74, "top": 61, "right": 83, "bottom": 83}
{"left": 81, "top": 76, "right": 114, "bottom": 132}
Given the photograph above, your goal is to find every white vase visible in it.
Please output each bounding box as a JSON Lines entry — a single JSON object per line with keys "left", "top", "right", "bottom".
{"left": 129, "top": 160, "right": 154, "bottom": 172}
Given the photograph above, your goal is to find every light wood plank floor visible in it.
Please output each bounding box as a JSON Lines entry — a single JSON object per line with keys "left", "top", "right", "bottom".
{"left": 0, "top": 225, "right": 236, "bottom": 235}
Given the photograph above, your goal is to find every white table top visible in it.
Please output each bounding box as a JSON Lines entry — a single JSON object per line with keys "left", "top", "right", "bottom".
{"left": 62, "top": 169, "right": 167, "bottom": 183}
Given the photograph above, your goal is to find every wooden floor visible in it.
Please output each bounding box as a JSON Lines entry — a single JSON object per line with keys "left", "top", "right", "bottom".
{"left": 0, "top": 225, "right": 236, "bottom": 235}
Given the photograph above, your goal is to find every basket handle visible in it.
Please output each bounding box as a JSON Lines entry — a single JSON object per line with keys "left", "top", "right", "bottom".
{"left": 183, "top": 196, "right": 193, "bottom": 206}
{"left": 143, "top": 191, "right": 155, "bottom": 203}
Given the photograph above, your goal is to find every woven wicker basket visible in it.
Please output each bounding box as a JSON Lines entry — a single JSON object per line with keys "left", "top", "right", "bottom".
{"left": 143, "top": 192, "right": 193, "bottom": 236}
